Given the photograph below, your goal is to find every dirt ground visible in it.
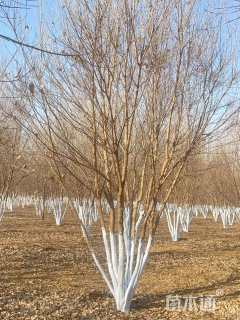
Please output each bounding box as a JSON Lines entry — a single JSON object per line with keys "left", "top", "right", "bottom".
{"left": 0, "top": 207, "right": 239, "bottom": 320}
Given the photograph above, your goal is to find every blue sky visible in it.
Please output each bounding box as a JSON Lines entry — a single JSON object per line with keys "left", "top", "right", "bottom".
{"left": 0, "top": 0, "right": 59, "bottom": 71}
{"left": 0, "top": 0, "right": 240, "bottom": 74}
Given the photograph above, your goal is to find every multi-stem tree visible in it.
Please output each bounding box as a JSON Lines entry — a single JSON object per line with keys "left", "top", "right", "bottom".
{"left": 14, "top": 0, "right": 238, "bottom": 312}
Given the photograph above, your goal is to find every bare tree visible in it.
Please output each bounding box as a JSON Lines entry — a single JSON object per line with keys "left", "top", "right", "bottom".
{"left": 0, "top": 117, "right": 30, "bottom": 200}
{"left": 13, "top": 0, "right": 238, "bottom": 312}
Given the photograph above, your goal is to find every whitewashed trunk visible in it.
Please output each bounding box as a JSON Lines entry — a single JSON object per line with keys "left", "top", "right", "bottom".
{"left": 81, "top": 221, "right": 152, "bottom": 313}
{"left": 0, "top": 199, "right": 6, "bottom": 222}
{"left": 166, "top": 210, "right": 182, "bottom": 241}
{"left": 81, "top": 205, "right": 153, "bottom": 313}
{"left": 100, "top": 224, "right": 153, "bottom": 312}
{"left": 105, "top": 232, "right": 152, "bottom": 312}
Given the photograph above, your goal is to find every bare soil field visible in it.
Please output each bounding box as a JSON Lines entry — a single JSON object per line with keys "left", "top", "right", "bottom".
{"left": 0, "top": 208, "right": 239, "bottom": 320}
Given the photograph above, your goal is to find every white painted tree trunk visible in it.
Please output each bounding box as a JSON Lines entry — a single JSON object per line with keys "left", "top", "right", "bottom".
{"left": 6, "top": 196, "right": 13, "bottom": 212}
{"left": 101, "top": 230, "right": 152, "bottom": 312}
{"left": 73, "top": 198, "right": 98, "bottom": 230}
{"left": 200, "top": 206, "right": 208, "bottom": 219}
{"left": 50, "top": 197, "right": 68, "bottom": 226}
{"left": 80, "top": 206, "right": 153, "bottom": 312}
{"left": 165, "top": 208, "right": 182, "bottom": 241}
{"left": 227, "top": 209, "right": 235, "bottom": 226}
{"left": 34, "top": 197, "right": 45, "bottom": 217}
{"left": 212, "top": 208, "right": 220, "bottom": 222}
{"left": 0, "top": 198, "right": 6, "bottom": 222}
{"left": 220, "top": 209, "right": 228, "bottom": 229}
{"left": 179, "top": 207, "right": 192, "bottom": 233}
